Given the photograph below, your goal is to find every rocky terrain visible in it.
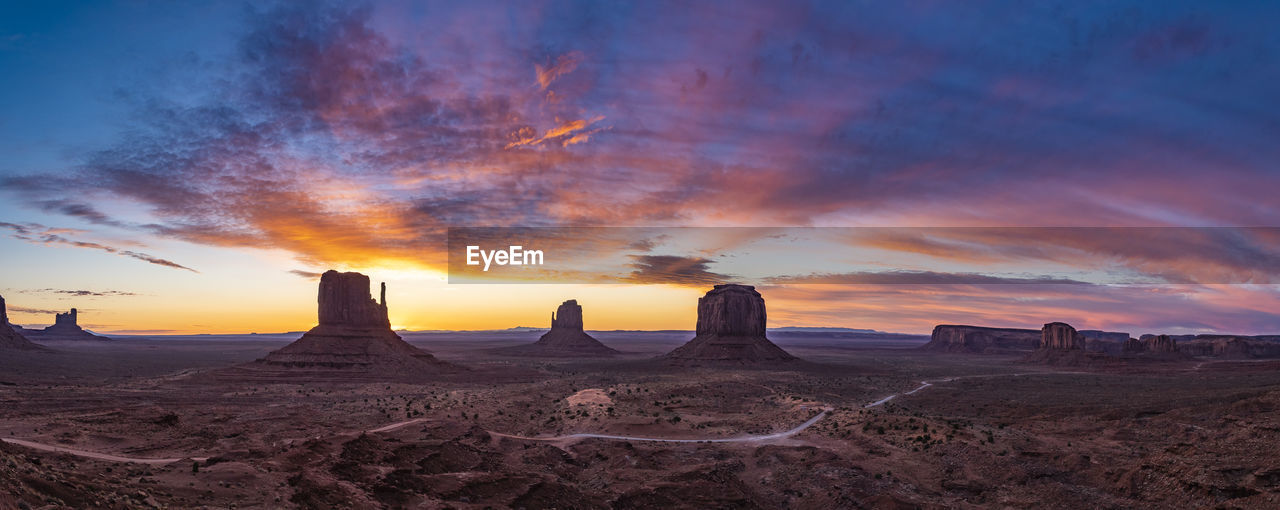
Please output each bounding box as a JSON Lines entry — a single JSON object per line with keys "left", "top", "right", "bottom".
{"left": 663, "top": 284, "right": 797, "bottom": 365}
{"left": 244, "top": 271, "right": 459, "bottom": 378}
{"left": 1, "top": 336, "right": 1278, "bottom": 508}
{"left": 498, "top": 300, "right": 621, "bottom": 357}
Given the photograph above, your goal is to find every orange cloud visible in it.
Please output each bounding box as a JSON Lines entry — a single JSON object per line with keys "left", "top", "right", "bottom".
{"left": 506, "top": 115, "right": 606, "bottom": 149}
{"left": 535, "top": 51, "right": 584, "bottom": 90}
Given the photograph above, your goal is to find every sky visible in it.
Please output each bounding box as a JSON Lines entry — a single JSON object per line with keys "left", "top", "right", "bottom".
{"left": 1, "top": 1, "right": 1279, "bottom": 335}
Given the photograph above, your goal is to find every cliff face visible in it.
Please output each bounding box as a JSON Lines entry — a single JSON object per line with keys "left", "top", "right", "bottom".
{"left": 695, "top": 285, "right": 767, "bottom": 337}
{"left": 1178, "top": 336, "right": 1280, "bottom": 359}
{"left": 920, "top": 325, "right": 1041, "bottom": 353}
{"left": 1022, "top": 322, "right": 1112, "bottom": 366}
{"left": 664, "top": 284, "right": 796, "bottom": 365}
{"left": 259, "top": 271, "right": 456, "bottom": 373}
{"left": 0, "top": 294, "right": 45, "bottom": 351}
{"left": 1040, "top": 322, "right": 1084, "bottom": 350}
{"left": 1144, "top": 334, "right": 1178, "bottom": 353}
{"left": 317, "top": 271, "right": 389, "bottom": 328}
{"left": 1123, "top": 337, "right": 1146, "bottom": 354}
{"left": 551, "top": 300, "right": 584, "bottom": 330}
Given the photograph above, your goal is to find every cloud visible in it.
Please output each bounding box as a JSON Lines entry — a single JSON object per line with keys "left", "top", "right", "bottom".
{"left": 7, "top": 305, "right": 62, "bottom": 316}
{"left": 22, "top": 289, "right": 138, "bottom": 297}
{"left": 535, "top": 51, "right": 584, "bottom": 90}
{"left": 35, "top": 199, "right": 130, "bottom": 228}
{"left": 768, "top": 271, "right": 1090, "bottom": 285}
{"left": 626, "top": 254, "right": 730, "bottom": 285}
{"left": 1, "top": 1, "right": 1277, "bottom": 303}
{"left": 288, "top": 270, "right": 323, "bottom": 278}
{"left": 505, "top": 115, "right": 606, "bottom": 148}
{"left": 0, "top": 222, "right": 197, "bottom": 273}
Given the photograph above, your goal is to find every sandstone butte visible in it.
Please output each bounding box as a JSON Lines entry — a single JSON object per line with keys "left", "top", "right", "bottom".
{"left": 257, "top": 270, "right": 456, "bottom": 372}
{"left": 502, "top": 299, "right": 620, "bottom": 357}
{"left": 663, "top": 284, "right": 797, "bottom": 365}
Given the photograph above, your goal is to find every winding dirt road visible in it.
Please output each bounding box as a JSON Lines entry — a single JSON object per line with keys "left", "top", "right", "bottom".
{"left": 0, "top": 437, "right": 208, "bottom": 465}
{"left": 1, "top": 376, "right": 967, "bottom": 463}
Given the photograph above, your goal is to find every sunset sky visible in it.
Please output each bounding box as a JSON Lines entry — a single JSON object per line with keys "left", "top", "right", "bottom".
{"left": 2, "top": 1, "right": 1279, "bottom": 335}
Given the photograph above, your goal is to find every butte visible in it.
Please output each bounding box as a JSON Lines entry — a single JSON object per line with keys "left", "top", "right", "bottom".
{"left": 662, "top": 284, "right": 797, "bottom": 365}
{"left": 240, "top": 270, "right": 459, "bottom": 378}
{"left": 17, "top": 308, "right": 110, "bottom": 341}
{"left": 499, "top": 299, "right": 620, "bottom": 357}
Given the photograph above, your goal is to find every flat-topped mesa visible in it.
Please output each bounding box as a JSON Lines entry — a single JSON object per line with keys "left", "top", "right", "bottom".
{"left": 921, "top": 325, "right": 1041, "bottom": 353}
{"left": 551, "top": 299, "right": 584, "bottom": 331}
{"left": 1040, "top": 322, "right": 1084, "bottom": 351}
{"left": 696, "top": 284, "right": 767, "bottom": 337}
{"left": 317, "top": 271, "right": 389, "bottom": 328}
{"left": 663, "top": 284, "right": 797, "bottom": 365}
{"left": 1144, "top": 334, "right": 1178, "bottom": 353}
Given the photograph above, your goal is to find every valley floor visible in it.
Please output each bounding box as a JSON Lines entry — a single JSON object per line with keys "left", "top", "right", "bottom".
{"left": 1, "top": 333, "right": 1278, "bottom": 508}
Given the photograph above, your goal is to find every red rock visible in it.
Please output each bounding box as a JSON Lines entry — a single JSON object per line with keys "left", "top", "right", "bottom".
{"left": 920, "top": 325, "right": 1040, "bottom": 353}
{"left": 502, "top": 300, "right": 620, "bottom": 357}
{"left": 664, "top": 285, "right": 797, "bottom": 365}
{"left": 551, "top": 299, "right": 584, "bottom": 330}
{"left": 1040, "top": 322, "right": 1084, "bottom": 351}
{"left": 1144, "top": 334, "right": 1178, "bottom": 353}
{"left": 258, "top": 271, "right": 457, "bottom": 373}
{"left": 1122, "top": 337, "right": 1146, "bottom": 354}
{"left": 317, "top": 271, "right": 389, "bottom": 328}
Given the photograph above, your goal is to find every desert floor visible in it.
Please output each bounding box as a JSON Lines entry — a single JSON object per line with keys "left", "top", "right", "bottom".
{"left": 1, "top": 332, "right": 1278, "bottom": 509}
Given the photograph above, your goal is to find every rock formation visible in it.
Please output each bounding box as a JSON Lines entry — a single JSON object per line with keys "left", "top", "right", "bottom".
{"left": 22, "top": 307, "right": 110, "bottom": 341}
{"left": 1040, "top": 322, "right": 1084, "bottom": 350}
{"left": 1178, "top": 335, "right": 1280, "bottom": 359}
{"left": 1023, "top": 322, "right": 1111, "bottom": 365}
{"left": 663, "top": 284, "right": 797, "bottom": 365}
{"left": 1144, "top": 334, "right": 1178, "bottom": 353}
{"left": 1116, "top": 334, "right": 1191, "bottom": 360}
{"left": 919, "top": 325, "right": 1041, "bottom": 353}
{"left": 1122, "top": 337, "right": 1146, "bottom": 354}
{"left": 0, "top": 294, "right": 45, "bottom": 351}
{"left": 500, "top": 300, "right": 620, "bottom": 357}
{"left": 256, "top": 270, "right": 457, "bottom": 374}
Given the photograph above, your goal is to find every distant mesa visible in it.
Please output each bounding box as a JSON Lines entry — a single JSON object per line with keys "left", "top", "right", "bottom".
{"left": 662, "top": 284, "right": 798, "bottom": 365}
{"left": 922, "top": 324, "right": 1135, "bottom": 355}
{"left": 0, "top": 294, "right": 46, "bottom": 351}
{"left": 919, "top": 325, "right": 1040, "bottom": 353}
{"left": 19, "top": 308, "right": 111, "bottom": 341}
{"left": 1023, "top": 322, "right": 1106, "bottom": 365}
{"left": 1176, "top": 335, "right": 1280, "bottom": 359}
{"left": 498, "top": 299, "right": 620, "bottom": 357}
{"left": 1039, "top": 322, "right": 1084, "bottom": 351}
{"left": 253, "top": 270, "right": 459, "bottom": 375}
{"left": 1124, "top": 334, "right": 1178, "bottom": 354}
